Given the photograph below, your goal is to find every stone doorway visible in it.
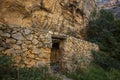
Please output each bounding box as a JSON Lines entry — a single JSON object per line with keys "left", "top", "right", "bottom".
{"left": 50, "top": 37, "right": 63, "bottom": 72}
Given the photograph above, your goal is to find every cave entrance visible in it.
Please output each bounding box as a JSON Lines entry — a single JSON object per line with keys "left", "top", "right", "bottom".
{"left": 50, "top": 37, "right": 64, "bottom": 72}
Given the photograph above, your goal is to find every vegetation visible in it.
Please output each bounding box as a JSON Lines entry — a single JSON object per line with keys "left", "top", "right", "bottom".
{"left": 66, "top": 65, "right": 120, "bottom": 80}
{"left": 0, "top": 55, "right": 61, "bottom": 80}
{"left": 66, "top": 9, "right": 120, "bottom": 80}
{"left": 64, "top": 9, "right": 120, "bottom": 80}
{"left": 88, "top": 9, "right": 120, "bottom": 61}
{"left": 0, "top": 9, "right": 120, "bottom": 80}
{"left": 87, "top": 9, "right": 120, "bottom": 67}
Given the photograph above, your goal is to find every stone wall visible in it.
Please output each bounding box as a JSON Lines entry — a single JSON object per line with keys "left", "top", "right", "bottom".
{"left": 0, "top": 23, "right": 52, "bottom": 68}
{"left": 0, "top": 23, "right": 99, "bottom": 71}
{"left": 62, "top": 37, "right": 99, "bottom": 72}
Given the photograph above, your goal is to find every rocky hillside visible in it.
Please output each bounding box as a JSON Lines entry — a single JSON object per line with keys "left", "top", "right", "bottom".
{"left": 0, "top": 0, "right": 96, "bottom": 39}
{"left": 96, "top": 0, "right": 120, "bottom": 9}
{"left": 107, "top": 7, "right": 120, "bottom": 19}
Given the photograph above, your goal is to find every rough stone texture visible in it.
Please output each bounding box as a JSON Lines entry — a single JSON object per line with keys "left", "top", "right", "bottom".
{"left": 0, "top": 24, "right": 52, "bottom": 68}
{"left": 96, "top": 0, "right": 120, "bottom": 9}
{"left": 0, "top": 0, "right": 96, "bottom": 39}
{"left": 61, "top": 37, "right": 99, "bottom": 72}
{"left": 0, "top": 23, "right": 99, "bottom": 71}
{"left": 0, "top": 0, "right": 99, "bottom": 72}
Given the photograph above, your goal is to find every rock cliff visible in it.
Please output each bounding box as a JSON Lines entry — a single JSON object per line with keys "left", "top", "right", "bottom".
{"left": 0, "top": 0, "right": 96, "bottom": 38}
{"left": 0, "top": 0, "right": 98, "bottom": 72}
{"left": 96, "top": 0, "right": 120, "bottom": 9}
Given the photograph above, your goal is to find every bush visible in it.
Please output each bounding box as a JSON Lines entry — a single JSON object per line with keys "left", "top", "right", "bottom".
{"left": 66, "top": 65, "right": 120, "bottom": 80}
{"left": 0, "top": 54, "right": 61, "bottom": 80}
{"left": 92, "top": 51, "right": 120, "bottom": 70}
{"left": 87, "top": 9, "right": 120, "bottom": 64}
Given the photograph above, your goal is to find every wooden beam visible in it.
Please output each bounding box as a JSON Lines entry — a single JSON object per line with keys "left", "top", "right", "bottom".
{"left": 52, "top": 39, "right": 61, "bottom": 43}
{"left": 52, "top": 35, "right": 66, "bottom": 40}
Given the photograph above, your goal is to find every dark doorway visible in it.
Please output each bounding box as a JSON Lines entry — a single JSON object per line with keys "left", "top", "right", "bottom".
{"left": 50, "top": 38, "right": 62, "bottom": 72}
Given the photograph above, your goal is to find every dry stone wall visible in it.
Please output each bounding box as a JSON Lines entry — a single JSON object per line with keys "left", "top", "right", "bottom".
{"left": 0, "top": 23, "right": 99, "bottom": 72}
{"left": 62, "top": 37, "right": 99, "bottom": 72}
{"left": 0, "top": 23, "right": 52, "bottom": 68}
{"left": 0, "top": 0, "right": 99, "bottom": 72}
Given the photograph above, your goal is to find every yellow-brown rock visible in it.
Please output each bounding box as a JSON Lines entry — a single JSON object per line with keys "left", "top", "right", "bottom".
{"left": 0, "top": 0, "right": 96, "bottom": 38}
{"left": 0, "top": 0, "right": 99, "bottom": 72}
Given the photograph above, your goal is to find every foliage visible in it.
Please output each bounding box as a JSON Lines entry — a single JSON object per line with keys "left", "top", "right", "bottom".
{"left": 0, "top": 54, "right": 13, "bottom": 67}
{"left": 66, "top": 65, "right": 120, "bottom": 80}
{"left": 64, "top": 9, "right": 120, "bottom": 80}
{"left": 92, "top": 51, "right": 120, "bottom": 70}
{"left": 0, "top": 67, "right": 61, "bottom": 80}
{"left": 0, "top": 9, "right": 120, "bottom": 80}
{"left": 87, "top": 9, "right": 120, "bottom": 65}
{"left": 0, "top": 54, "right": 61, "bottom": 80}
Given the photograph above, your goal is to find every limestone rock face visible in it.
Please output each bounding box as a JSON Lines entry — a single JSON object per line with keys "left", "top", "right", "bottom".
{"left": 0, "top": 0, "right": 96, "bottom": 38}
{"left": 0, "top": 0, "right": 99, "bottom": 72}
{"left": 96, "top": 0, "right": 120, "bottom": 9}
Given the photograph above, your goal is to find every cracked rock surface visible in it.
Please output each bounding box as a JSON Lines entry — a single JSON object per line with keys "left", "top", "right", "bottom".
{"left": 0, "top": 0, "right": 96, "bottom": 39}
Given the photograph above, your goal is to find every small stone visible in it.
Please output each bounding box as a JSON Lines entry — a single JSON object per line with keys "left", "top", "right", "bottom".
{"left": 12, "top": 33, "right": 24, "bottom": 40}
{"left": 29, "top": 60, "right": 36, "bottom": 66}
{"left": 34, "top": 36, "right": 37, "bottom": 39}
{"left": 13, "top": 45, "right": 21, "bottom": 50}
{"left": 35, "top": 57, "right": 40, "bottom": 60}
{"left": 48, "top": 31, "right": 53, "bottom": 34}
{"left": 12, "top": 31, "right": 17, "bottom": 34}
{"left": 4, "top": 49, "right": 14, "bottom": 55}
{"left": 22, "top": 44, "right": 27, "bottom": 49}
{"left": 22, "top": 48, "right": 28, "bottom": 51}
{"left": 20, "top": 64, "right": 25, "bottom": 68}
{"left": 0, "top": 30, "right": 3, "bottom": 34}
{"left": 28, "top": 45, "right": 33, "bottom": 49}
{"left": 32, "top": 39, "right": 39, "bottom": 45}
{"left": 17, "top": 40, "right": 22, "bottom": 44}
{"left": 23, "top": 41, "right": 31, "bottom": 45}
{"left": 66, "top": 64, "right": 72, "bottom": 71}
{"left": 0, "top": 47, "right": 4, "bottom": 51}
{"left": 24, "top": 59, "right": 31, "bottom": 64}
{"left": 37, "top": 61, "right": 46, "bottom": 67}
{"left": 24, "top": 59, "right": 36, "bottom": 67}
{"left": 32, "top": 48, "right": 41, "bottom": 54}
{"left": 25, "top": 51, "right": 31, "bottom": 55}
{"left": 6, "top": 39, "right": 16, "bottom": 43}
{"left": 14, "top": 56, "right": 21, "bottom": 63}
{"left": 24, "top": 28, "right": 31, "bottom": 35}
{"left": 26, "top": 35, "right": 33, "bottom": 40}
{"left": 54, "top": 32, "right": 59, "bottom": 35}
{"left": 37, "top": 43, "right": 43, "bottom": 47}
{"left": 26, "top": 65, "right": 33, "bottom": 68}
{"left": 1, "top": 33, "right": 10, "bottom": 37}
{"left": 15, "top": 50, "right": 23, "bottom": 54}
{"left": 28, "top": 54, "right": 35, "bottom": 58}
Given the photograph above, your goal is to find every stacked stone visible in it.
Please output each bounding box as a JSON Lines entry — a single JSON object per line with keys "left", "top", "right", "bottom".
{"left": 0, "top": 24, "right": 52, "bottom": 68}
{"left": 62, "top": 37, "right": 99, "bottom": 72}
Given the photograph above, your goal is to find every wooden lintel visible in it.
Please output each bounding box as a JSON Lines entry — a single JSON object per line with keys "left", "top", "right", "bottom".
{"left": 52, "top": 39, "right": 61, "bottom": 43}
{"left": 52, "top": 35, "right": 66, "bottom": 40}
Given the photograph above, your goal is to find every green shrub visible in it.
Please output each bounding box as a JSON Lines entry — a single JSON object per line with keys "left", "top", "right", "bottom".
{"left": 0, "top": 54, "right": 61, "bottom": 80}
{"left": 1, "top": 67, "right": 61, "bottom": 80}
{"left": 66, "top": 65, "right": 120, "bottom": 80}
{"left": 92, "top": 51, "right": 120, "bottom": 70}
{"left": 87, "top": 9, "right": 120, "bottom": 65}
